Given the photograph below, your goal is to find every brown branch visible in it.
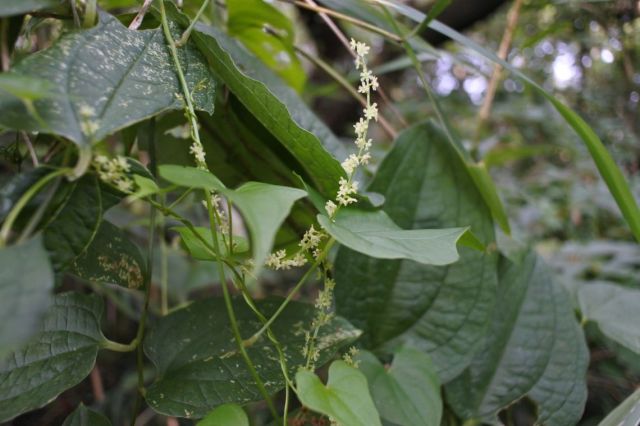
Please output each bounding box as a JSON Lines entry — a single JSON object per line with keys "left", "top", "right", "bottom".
{"left": 129, "top": 0, "right": 154, "bottom": 30}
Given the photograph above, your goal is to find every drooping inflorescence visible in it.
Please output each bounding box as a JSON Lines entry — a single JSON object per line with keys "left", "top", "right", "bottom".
{"left": 93, "top": 155, "right": 135, "bottom": 193}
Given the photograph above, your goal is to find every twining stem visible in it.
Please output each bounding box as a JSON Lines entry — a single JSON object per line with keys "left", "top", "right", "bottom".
{"left": 0, "top": 167, "right": 70, "bottom": 247}
{"left": 176, "top": 0, "right": 211, "bottom": 47}
{"left": 243, "top": 239, "right": 336, "bottom": 347}
{"left": 206, "top": 195, "right": 280, "bottom": 421}
{"left": 160, "top": 1, "right": 279, "bottom": 419}
{"left": 159, "top": 194, "right": 169, "bottom": 315}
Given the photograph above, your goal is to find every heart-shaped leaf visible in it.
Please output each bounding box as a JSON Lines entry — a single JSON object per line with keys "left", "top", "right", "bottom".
{"left": 0, "top": 0, "right": 60, "bottom": 17}
{"left": 197, "top": 404, "right": 249, "bottom": 426}
{"left": 159, "top": 165, "right": 226, "bottom": 191}
{"left": 0, "top": 292, "right": 108, "bottom": 422}
{"left": 144, "top": 297, "right": 360, "bottom": 418}
{"left": 357, "top": 347, "right": 442, "bottom": 426}
{"left": 0, "top": 11, "right": 215, "bottom": 145}
{"left": 295, "top": 360, "right": 382, "bottom": 426}
{"left": 335, "top": 122, "right": 498, "bottom": 381}
{"left": 446, "top": 252, "right": 588, "bottom": 426}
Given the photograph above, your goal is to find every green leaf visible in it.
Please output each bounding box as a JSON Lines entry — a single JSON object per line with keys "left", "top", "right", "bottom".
{"left": 43, "top": 175, "right": 122, "bottom": 272}
{"left": 0, "top": 11, "right": 215, "bottom": 145}
{"left": 227, "top": 0, "right": 305, "bottom": 91}
{"left": 0, "top": 236, "right": 54, "bottom": 359}
{"left": 357, "top": 348, "right": 442, "bottom": 426}
{"left": 159, "top": 165, "right": 226, "bottom": 191}
{"left": 599, "top": 388, "right": 640, "bottom": 426}
{"left": 0, "top": 167, "right": 48, "bottom": 221}
{"left": 130, "top": 175, "right": 160, "bottom": 200}
{"left": 144, "top": 297, "right": 360, "bottom": 418}
{"left": 166, "top": 3, "right": 347, "bottom": 199}
{"left": 173, "top": 225, "right": 249, "bottom": 261}
{"left": 579, "top": 283, "right": 640, "bottom": 354}
{"left": 335, "top": 122, "right": 498, "bottom": 381}
{"left": 0, "top": 0, "right": 60, "bottom": 17}
{"left": 0, "top": 74, "right": 56, "bottom": 101}
{"left": 446, "top": 252, "right": 588, "bottom": 426}
{"left": 62, "top": 404, "right": 112, "bottom": 426}
{"left": 0, "top": 292, "right": 107, "bottom": 422}
{"left": 296, "top": 360, "right": 382, "bottom": 426}
{"left": 222, "top": 182, "right": 306, "bottom": 277}
{"left": 376, "top": 0, "right": 640, "bottom": 243}
{"left": 197, "top": 404, "right": 249, "bottom": 426}
{"left": 318, "top": 210, "right": 470, "bottom": 266}
{"left": 71, "top": 220, "right": 146, "bottom": 290}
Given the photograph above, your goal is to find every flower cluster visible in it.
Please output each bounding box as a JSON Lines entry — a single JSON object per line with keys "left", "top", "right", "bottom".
{"left": 93, "top": 155, "right": 134, "bottom": 193}
{"left": 342, "top": 346, "right": 360, "bottom": 368}
{"left": 325, "top": 39, "right": 378, "bottom": 218}
{"left": 302, "top": 276, "right": 336, "bottom": 367}
{"left": 265, "top": 225, "right": 326, "bottom": 270}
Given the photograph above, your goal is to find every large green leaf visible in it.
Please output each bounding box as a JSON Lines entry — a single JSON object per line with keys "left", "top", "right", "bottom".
{"left": 0, "top": 236, "right": 54, "bottom": 359}
{"left": 357, "top": 348, "right": 442, "bottom": 426}
{"left": 579, "top": 283, "right": 640, "bottom": 354}
{"left": 227, "top": 0, "right": 305, "bottom": 91}
{"left": 374, "top": 0, "right": 640, "bottom": 243}
{"left": 0, "top": 11, "right": 215, "bottom": 145}
{"left": 599, "top": 389, "right": 640, "bottom": 426}
{"left": 223, "top": 182, "right": 306, "bottom": 277}
{"left": 319, "top": 210, "right": 470, "bottom": 266}
{"left": 296, "top": 360, "right": 382, "bottom": 426}
{"left": 144, "top": 297, "right": 360, "bottom": 418}
{"left": 0, "top": 292, "right": 108, "bottom": 422}
{"left": 0, "top": 0, "right": 60, "bottom": 17}
{"left": 446, "top": 252, "right": 589, "bottom": 426}
{"left": 70, "top": 220, "right": 146, "bottom": 290}
{"left": 335, "top": 122, "right": 498, "bottom": 381}
{"left": 43, "top": 175, "right": 122, "bottom": 272}
{"left": 166, "top": 3, "right": 347, "bottom": 199}
{"left": 159, "top": 165, "right": 226, "bottom": 191}
{"left": 197, "top": 404, "right": 249, "bottom": 426}
{"left": 62, "top": 404, "right": 112, "bottom": 426}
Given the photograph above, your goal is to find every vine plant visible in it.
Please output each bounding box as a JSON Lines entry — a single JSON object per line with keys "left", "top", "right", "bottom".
{"left": 0, "top": 0, "right": 639, "bottom": 425}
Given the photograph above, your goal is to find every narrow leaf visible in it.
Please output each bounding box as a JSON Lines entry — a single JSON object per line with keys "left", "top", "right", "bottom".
{"left": 159, "top": 165, "right": 226, "bottom": 191}
{"left": 599, "top": 389, "right": 640, "bottom": 426}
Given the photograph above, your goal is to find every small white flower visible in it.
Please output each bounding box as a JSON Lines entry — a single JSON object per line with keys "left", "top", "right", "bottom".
{"left": 341, "top": 154, "right": 360, "bottom": 175}
{"left": 189, "top": 143, "right": 206, "bottom": 165}
{"left": 353, "top": 118, "right": 368, "bottom": 137}
{"left": 364, "top": 103, "right": 378, "bottom": 121}
{"left": 336, "top": 177, "right": 358, "bottom": 206}
{"left": 325, "top": 200, "right": 337, "bottom": 217}
{"left": 79, "top": 104, "right": 96, "bottom": 118}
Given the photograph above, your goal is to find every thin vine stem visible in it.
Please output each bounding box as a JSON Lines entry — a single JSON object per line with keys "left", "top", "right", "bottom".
{"left": 0, "top": 167, "right": 70, "bottom": 247}
{"left": 176, "top": 0, "right": 211, "bottom": 47}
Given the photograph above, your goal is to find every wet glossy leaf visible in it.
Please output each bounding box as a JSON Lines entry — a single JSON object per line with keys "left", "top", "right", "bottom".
{"left": 579, "top": 283, "right": 640, "bottom": 354}
{"left": 0, "top": 236, "right": 54, "bottom": 359}
{"left": 166, "top": 3, "right": 347, "bottom": 199}
{"left": 0, "top": 74, "right": 55, "bottom": 100}
{"left": 296, "top": 360, "right": 381, "bottom": 426}
{"left": 335, "top": 122, "right": 498, "bottom": 381}
{"left": 144, "top": 297, "right": 360, "bottom": 418}
{"left": 0, "top": 11, "right": 215, "bottom": 145}
{"left": 446, "top": 252, "right": 588, "bottom": 426}
{"left": 71, "top": 220, "right": 146, "bottom": 290}
{"left": 0, "top": 293, "right": 107, "bottom": 422}
{"left": 318, "top": 209, "right": 470, "bottom": 266}
{"left": 197, "top": 404, "right": 249, "bottom": 426}
{"left": 357, "top": 348, "right": 442, "bottom": 426}
{"left": 62, "top": 404, "right": 112, "bottom": 426}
